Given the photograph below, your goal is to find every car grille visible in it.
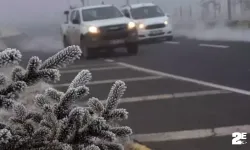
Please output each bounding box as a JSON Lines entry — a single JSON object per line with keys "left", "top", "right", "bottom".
{"left": 145, "top": 23, "right": 166, "bottom": 29}
{"left": 99, "top": 24, "right": 129, "bottom": 40}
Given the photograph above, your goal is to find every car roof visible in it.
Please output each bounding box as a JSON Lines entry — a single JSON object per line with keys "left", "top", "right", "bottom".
{"left": 73, "top": 4, "right": 114, "bottom": 11}
{"left": 122, "top": 3, "right": 156, "bottom": 9}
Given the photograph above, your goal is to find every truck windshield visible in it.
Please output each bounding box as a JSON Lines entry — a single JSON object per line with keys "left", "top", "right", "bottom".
{"left": 131, "top": 5, "right": 165, "bottom": 19}
{"left": 82, "top": 6, "right": 124, "bottom": 21}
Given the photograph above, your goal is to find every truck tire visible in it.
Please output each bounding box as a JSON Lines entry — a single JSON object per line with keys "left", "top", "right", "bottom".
{"left": 63, "top": 36, "right": 70, "bottom": 48}
{"left": 80, "top": 38, "right": 96, "bottom": 59}
{"left": 126, "top": 43, "right": 138, "bottom": 55}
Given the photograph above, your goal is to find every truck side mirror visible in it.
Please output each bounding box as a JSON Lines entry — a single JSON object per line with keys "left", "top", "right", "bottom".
{"left": 64, "top": 11, "right": 69, "bottom": 15}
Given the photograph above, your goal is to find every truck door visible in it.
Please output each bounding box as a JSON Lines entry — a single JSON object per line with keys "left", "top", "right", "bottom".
{"left": 68, "top": 10, "right": 77, "bottom": 45}
{"left": 71, "top": 10, "right": 81, "bottom": 46}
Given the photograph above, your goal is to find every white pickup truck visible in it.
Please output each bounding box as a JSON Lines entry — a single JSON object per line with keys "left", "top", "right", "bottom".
{"left": 61, "top": 4, "right": 139, "bottom": 59}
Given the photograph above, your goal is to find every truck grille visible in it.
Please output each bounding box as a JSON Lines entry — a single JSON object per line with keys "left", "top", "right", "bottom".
{"left": 145, "top": 23, "right": 166, "bottom": 29}
{"left": 99, "top": 24, "right": 128, "bottom": 40}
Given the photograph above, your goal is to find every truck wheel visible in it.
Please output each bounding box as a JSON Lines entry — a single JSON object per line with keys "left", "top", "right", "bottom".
{"left": 63, "top": 36, "right": 69, "bottom": 48}
{"left": 81, "top": 46, "right": 97, "bottom": 59}
{"left": 126, "top": 43, "right": 139, "bottom": 55}
{"left": 80, "top": 40, "right": 96, "bottom": 59}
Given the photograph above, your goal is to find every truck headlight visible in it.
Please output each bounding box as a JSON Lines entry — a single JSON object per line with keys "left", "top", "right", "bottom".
{"left": 128, "top": 22, "right": 136, "bottom": 29}
{"left": 164, "top": 21, "right": 168, "bottom": 25}
{"left": 88, "top": 26, "right": 99, "bottom": 34}
{"left": 138, "top": 23, "right": 145, "bottom": 29}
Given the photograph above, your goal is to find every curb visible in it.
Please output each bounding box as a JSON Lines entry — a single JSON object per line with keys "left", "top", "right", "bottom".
{"left": 126, "top": 139, "right": 153, "bottom": 150}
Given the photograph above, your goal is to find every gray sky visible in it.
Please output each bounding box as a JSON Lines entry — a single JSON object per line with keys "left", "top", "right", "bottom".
{"left": 0, "top": 0, "right": 199, "bottom": 27}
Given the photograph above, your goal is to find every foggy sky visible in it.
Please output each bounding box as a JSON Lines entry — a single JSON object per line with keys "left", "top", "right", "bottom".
{"left": 0, "top": 0, "right": 199, "bottom": 27}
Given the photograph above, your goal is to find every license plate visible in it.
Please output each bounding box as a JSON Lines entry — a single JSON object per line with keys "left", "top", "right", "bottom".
{"left": 150, "top": 30, "right": 163, "bottom": 34}
{"left": 110, "top": 39, "right": 124, "bottom": 44}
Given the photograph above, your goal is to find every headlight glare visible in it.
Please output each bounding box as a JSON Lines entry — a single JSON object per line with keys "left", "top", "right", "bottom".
{"left": 164, "top": 21, "right": 168, "bottom": 25}
{"left": 128, "top": 22, "right": 136, "bottom": 29}
{"left": 138, "top": 23, "right": 145, "bottom": 29}
{"left": 88, "top": 26, "right": 99, "bottom": 33}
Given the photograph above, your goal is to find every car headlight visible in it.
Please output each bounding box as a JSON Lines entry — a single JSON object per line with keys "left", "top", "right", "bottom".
{"left": 164, "top": 21, "right": 168, "bottom": 25}
{"left": 88, "top": 26, "right": 99, "bottom": 33}
{"left": 138, "top": 23, "right": 145, "bottom": 29}
{"left": 128, "top": 22, "right": 136, "bottom": 29}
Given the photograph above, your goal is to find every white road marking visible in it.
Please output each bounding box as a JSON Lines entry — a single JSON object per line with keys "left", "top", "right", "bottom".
{"left": 104, "top": 59, "right": 115, "bottom": 62}
{"left": 60, "top": 66, "right": 127, "bottom": 74}
{"left": 132, "top": 124, "right": 250, "bottom": 142}
{"left": 78, "top": 90, "right": 229, "bottom": 106}
{"left": 105, "top": 90, "right": 229, "bottom": 103}
{"left": 172, "top": 90, "right": 230, "bottom": 98}
{"left": 118, "top": 62, "right": 250, "bottom": 96}
{"left": 65, "top": 63, "right": 119, "bottom": 69}
{"left": 199, "top": 44, "right": 229, "bottom": 48}
{"left": 164, "top": 41, "right": 180, "bottom": 44}
{"left": 53, "top": 76, "right": 163, "bottom": 87}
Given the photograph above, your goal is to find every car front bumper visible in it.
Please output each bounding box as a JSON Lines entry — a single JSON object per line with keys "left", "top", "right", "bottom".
{"left": 82, "top": 29, "right": 138, "bottom": 49}
{"left": 137, "top": 25, "right": 173, "bottom": 41}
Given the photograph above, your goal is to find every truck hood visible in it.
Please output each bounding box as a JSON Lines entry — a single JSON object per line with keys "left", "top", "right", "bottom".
{"left": 85, "top": 17, "right": 132, "bottom": 27}
{"left": 134, "top": 16, "right": 168, "bottom": 25}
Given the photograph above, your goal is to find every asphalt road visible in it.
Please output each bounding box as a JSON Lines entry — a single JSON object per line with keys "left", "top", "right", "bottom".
{"left": 18, "top": 37, "right": 250, "bottom": 150}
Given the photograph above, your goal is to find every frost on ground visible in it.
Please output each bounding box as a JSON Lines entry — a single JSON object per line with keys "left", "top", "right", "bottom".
{"left": 0, "top": 25, "right": 63, "bottom": 52}
{"left": 0, "top": 40, "right": 7, "bottom": 51}
{"left": 3, "top": 35, "right": 63, "bottom": 52}
{"left": 174, "top": 21, "right": 250, "bottom": 42}
{"left": 19, "top": 36, "right": 63, "bottom": 52}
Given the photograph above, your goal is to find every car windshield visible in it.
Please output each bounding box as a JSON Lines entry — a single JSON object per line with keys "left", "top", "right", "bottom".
{"left": 131, "top": 5, "right": 165, "bottom": 19}
{"left": 82, "top": 6, "right": 124, "bottom": 21}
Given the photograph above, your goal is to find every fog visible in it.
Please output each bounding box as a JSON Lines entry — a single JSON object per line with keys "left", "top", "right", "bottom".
{"left": 0, "top": 0, "right": 249, "bottom": 51}
{"left": 0, "top": 0, "right": 190, "bottom": 51}
{"left": 0, "top": 0, "right": 188, "bottom": 27}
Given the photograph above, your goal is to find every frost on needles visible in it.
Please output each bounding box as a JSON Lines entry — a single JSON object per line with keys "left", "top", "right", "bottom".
{"left": 0, "top": 46, "right": 132, "bottom": 150}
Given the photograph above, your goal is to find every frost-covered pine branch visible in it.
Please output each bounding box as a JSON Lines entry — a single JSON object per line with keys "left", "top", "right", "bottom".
{"left": 0, "top": 48, "right": 21, "bottom": 68}
{"left": 39, "top": 45, "right": 82, "bottom": 70}
{"left": 0, "top": 45, "right": 82, "bottom": 110}
{"left": 0, "top": 74, "right": 7, "bottom": 87}
{"left": 0, "top": 66, "right": 132, "bottom": 150}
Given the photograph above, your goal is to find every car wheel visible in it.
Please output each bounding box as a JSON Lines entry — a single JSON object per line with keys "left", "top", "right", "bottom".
{"left": 126, "top": 43, "right": 139, "bottom": 55}
{"left": 63, "top": 36, "right": 70, "bottom": 48}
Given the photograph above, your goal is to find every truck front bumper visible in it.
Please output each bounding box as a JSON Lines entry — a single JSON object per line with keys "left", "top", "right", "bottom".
{"left": 82, "top": 30, "right": 138, "bottom": 49}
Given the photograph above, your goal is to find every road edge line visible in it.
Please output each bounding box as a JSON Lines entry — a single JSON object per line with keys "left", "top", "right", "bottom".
{"left": 132, "top": 124, "right": 250, "bottom": 142}
{"left": 199, "top": 43, "right": 229, "bottom": 48}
